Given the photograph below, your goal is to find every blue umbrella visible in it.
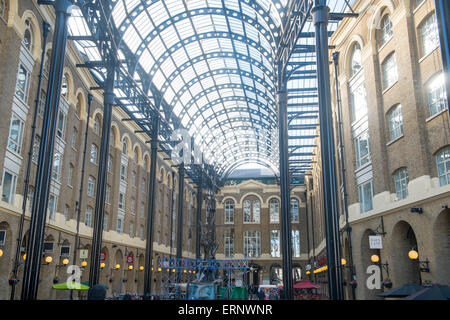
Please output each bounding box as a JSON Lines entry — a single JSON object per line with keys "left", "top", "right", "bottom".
{"left": 378, "top": 283, "right": 424, "bottom": 298}
{"left": 405, "top": 285, "right": 450, "bottom": 300}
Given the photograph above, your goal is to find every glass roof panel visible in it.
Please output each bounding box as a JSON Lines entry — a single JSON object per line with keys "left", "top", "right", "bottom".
{"left": 68, "top": 0, "right": 353, "bottom": 178}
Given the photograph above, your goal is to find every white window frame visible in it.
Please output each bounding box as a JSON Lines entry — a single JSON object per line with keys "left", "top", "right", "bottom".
{"left": 387, "top": 104, "right": 404, "bottom": 141}
{"left": 1, "top": 170, "right": 17, "bottom": 204}
{"left": 290, "top": 198, "right": 299, "bottom": 222}
{"left": 270, "top": 230, "right": 280, "bottom": 258}
{"left": 419, "top": 13, "right": 440, "bottom": 58}
{"left": 7, "top": 113, "right": 25, "bottom": 155}
{"left": 85, "top": 206, "right": 93, "bottom": 227}
{"left": 87, "top": 176, "right": 95, "bottom": 197}
{"left": 48, "top": 194, "right": 57, "bottom": 220}
{"left": 292, "top": 230, "right": 301, "bottom": 258}
{"left": 382, "top": 53, "right": 398, "bottom": 90}
{"left": 90, "top": 144, "right": 98, "bottom": 164}
{"left": 436, "top": 147, "right": 450, "bottom": 186}
{"left": 224, "top": 229, "right": 234, "bottom": 258}
{"left": 15, "top": 63, "right": 30, "bottom": 103}
{"left": 269, "top": 199, "right": 280, "bottom": 223}
{"left": 224, "top": 199, "right": 234, "bottom": 223}
{"left": 354, "top": 130, "right": 371, "bottom": 169}
{"left": 394, "top": 167, "right": 409, "bottom": 200}
{"left": 358, "top": 180, "right": 374, "bottom": 213}
{"left": 244, "top": 230, "right": 261, "bottom": 258}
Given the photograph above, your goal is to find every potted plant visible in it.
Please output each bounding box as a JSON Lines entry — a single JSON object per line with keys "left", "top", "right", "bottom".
{"left": 382, "top": 278, "right": 392, "bottom": 289}
{"left": 422, "top": 280, "right": 433, "bottom": 287}
{"left": 350, "top": 280, "right": 357, "bottom": 289}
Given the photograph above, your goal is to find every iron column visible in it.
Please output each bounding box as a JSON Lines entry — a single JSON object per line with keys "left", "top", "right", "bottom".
{"left": 10, "top": 21, "right": 50, "bottom": 300}
{"left": 143, "top": 114, "right": 160, "bottom": 297}
{"left": 176, "top": 163, "right": 185, "bottom": 260}
{"left": 71, "top": 93, "right": 93, "bottom": 299}
{"left": 332, "top": 51, "right": 356, "bottom": 300}
{"left": 277, "top": 65, "right": 294, "bottom": 300}
{"left": 195, "top": 169, "right": 203, "bottom": 259}
{"left": 89, "top": 55, "right": 116, "bottom": 286}
{"left": 312, "top": 2, "right": 343, "bottom": 300}
{"left": 21, "top": 0, "right": 72, "bottom": 300}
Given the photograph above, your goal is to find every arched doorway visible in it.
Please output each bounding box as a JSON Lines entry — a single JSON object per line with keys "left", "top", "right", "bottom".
{"left": 0, "top": 222, "right": 12, "bottom": 300}
{"left": 433, "top": 209, "right": 450, "bottom": 285}
{"left": 270, "top": 264, "right": 282, "bottom": 286}
{"left": 112, "top": 249, "right": 124, "bottom": 296}
{"left": 99, "top": 246, "right": 109, "bottom": 294}
{"left": 292, "top": 264, "right": 302, "bottom": 283}
{"left": 391, "top": 221, "right": 421, "bottom": 286}
{"left": 359, "top": 229, "right": 383, "bottom": 299}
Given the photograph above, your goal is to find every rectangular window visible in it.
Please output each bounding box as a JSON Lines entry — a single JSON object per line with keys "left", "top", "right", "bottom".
{"left": 90, "top": 144, "right": 98, "bottom": 164}
{"left": 32, "top": 135, "right": 41, "bottom": 163}
{"left": 139, "top": 225, "right": 144, "bottom": 240}
{"left": 244, "top": 230, "right": 261, "bottom": 258}
{"left": 48, "top": 194, "right": 57, "bottom": 220}
{"left": 38, "top": 90, "right": 46, "bottom": 117}
{"left": 2, "top": 170, "right": 17, "bottom": 204}
{"left": 71, "top": 127, "right": 77, "bottom": 149}
{"left": 120, "top": 164, "right": 127, "bottom": 181}
{"left": 103, "top": 213, "right": 108, "bottom": 231}
{"left": 224, "top": 229, "right": 234, "bottom": 258}
{"left": 56, "top": 110, "right": 66, "bottom": 139}
{"left": 7, "top": 113, "right": 25, "bottom": 155}
{"left": 270, "top": 230, "right": 280, "bottom": 258}
{"left": 349, "top": 76, "right": 368, "bottom": 123}
{"left": 130, "top": 198, "right": 135, "bottom": 214}
{"left": 129, "top": 222, "right": 134, "bottom": 238}
{"left": 292, "top": 230, "right": 301, "bottom": 258}
{"left": 394, "top": 168, "right": 409, "bottom": 200}
{"left": 140, "top": 202, "right": 145, "bottom": 218}
{"left": 358, "top": 181, "right": 373, "bottom": 213}
{"left": 290, "top": 199, "right": 299, "bottom": 222}
{"left": 354, "top": 131, "right": 371, "bottom": 169}
{"left": 15, "top": 64, "right": 30, "bottom": 103}
{"left": 269, "top": 200, "right": 279, "bottom": 223}
{"left": 105, "top": 185, "right": 111, "bottom": 204}
{"left": 118, "top": 192, "right": 125, "bottom": 210}
{"left": 28, "top": 185, "right": 35, "bottom": 210}
{"left": 388, "top": 105, "right": 404, "bottom": 141}
{"left": 64, "top": 205, "right": 69, "bottom": 221}
{"left": 107, "top": 155, "right": 112, "bottom": 172}
{"left": 68, "top": 164, "right": 73, "bottom": 187}
{"left": 85, "top": 206, "right": 92, "bottom": 227}
{"left": 224, "top": 200, "right": 234, "bottom": 223}
{"left": 132, "top": 171, "right": 136, "bottom": 187}
{"left": 382, "top": 53, "right": 398, "bottom": 90}
{"left": 87, "top": 176, "right": 95, "bottom": 197}
{"left": 51, "top": 153, "right": 62, "bottom": 182}
{"left": 117, "top": 217, "right": 123, "bottom": 234}
{"left": 141, "top": 178, "right": 146, "bottom": 193}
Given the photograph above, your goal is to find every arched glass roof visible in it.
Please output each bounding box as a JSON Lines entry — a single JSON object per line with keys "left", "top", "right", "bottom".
{"left": 68, "top": 0, "right": 356, "bottom": 182}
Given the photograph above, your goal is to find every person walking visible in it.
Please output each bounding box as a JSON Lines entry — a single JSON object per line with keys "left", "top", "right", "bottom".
{"left": 258, "top": 287, "right": 265, "bottom": 300}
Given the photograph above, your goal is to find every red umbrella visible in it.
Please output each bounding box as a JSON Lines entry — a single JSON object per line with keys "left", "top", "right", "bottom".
{"left": 293, "top": 280, "right": 321, "bottom": 289}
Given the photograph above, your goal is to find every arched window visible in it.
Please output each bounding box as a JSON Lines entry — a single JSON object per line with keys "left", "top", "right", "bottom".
{"left": 0, "top": 0, "right": 8, "bottom": 22}
{"left": 134, "top": 149, "right": 139, "bottom": 163}
{"left": 22, "top": 19, "right": 33, "bottom": 52}
{"left": 224, "top": 199, "right": 234, "bottom": 223}
{"left": 269, "top": 199, "right": 279, "bottom": 223}
{"left": 290, "top": 198, "right": 299, "bottom": 222}
{"left": 122, "top": 138, "right": 128, "bottom": 155}
{"left": 381, "top": 52, "right": 398, "bottom": 89}
{"left": 349, "top": 42, "right": 362, "bottom": 78}
{"left": 419, "top": 13, "right": 440, "bottom": 58}
{"left": 243, "top": 199, "right": 260, "bottom": 223}
{"left": 426, "top": 73, "right": 448, "bottom": 117}
{"left": 61, "top": 74, "right": 69, "bottom": 100}
{"left": 393, "top": 167, "right": 409, "bottom": 200}
{"left": 414, "top": 0, "right": 425, "bottom": 10}
{"left": 379, "top": 15, "right": 393, "bottom": 47}
{"left": 93, "top": 115, "right": 101, "bottom": 135}
{"left": 436, "top": 146, "right": 450, "bottom": 186}
{"left": 387, "top": 104, "right": 404, "bottom": 141}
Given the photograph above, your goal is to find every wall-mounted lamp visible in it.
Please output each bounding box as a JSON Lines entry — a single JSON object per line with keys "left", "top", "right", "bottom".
{"left": 410, "top": 207, "right": 423, "bottom": 214}
{"left": 0, "top": 249, "right": 3, "bottom": 257}
{"left": 81, "top": 260, "right": 88, "bottom": 268}
{"left": 128, "top": 265, "right": 134, "bottom": 271}
{"left": 100, "top": 262, "right": 106, "bottom": 269}
{"left": 408, "top": 250, "right": 430, "bottom": 272}
{"left": 44, "top": 256, "right": 53, "bottom": 264}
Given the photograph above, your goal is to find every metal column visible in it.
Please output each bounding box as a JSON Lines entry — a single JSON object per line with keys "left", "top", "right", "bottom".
{"left": 71, "top": 93, "right": 93, "bottom": 299}
{"left": 176, "top": 163, "right": 185, "bottom": 260}
{"left": 332, "top": 51, "right": 356, "bottom": 300}
{"left": 277, "top": 65, "right": 293, "bottom": 300}
{"left": 434, "top": 0, "right": 450, "bottom": 121}
{"left": 143, "top": 114, "right": 160, "bottom": 298}
{"left": 89, "top": 56, "right": 116, "bottom": 287}
{"left": 21, "top": 0, "right": 72, "bottom": 300}
{"left": 312, "top": 2, "right": 343, "bottom": 300}
{"left": 195, "top": 169, "right": 203, "bottom": 259}
{"left": 10, "top": 21, "right": 50, "bottom": 300}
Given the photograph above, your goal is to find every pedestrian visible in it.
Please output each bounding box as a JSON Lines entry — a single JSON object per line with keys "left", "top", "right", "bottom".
{"left": 258, "top": 288, "right": 265, "bottom": 300}
{"left": 87, "top": 284, "right": 106, "bottom": 300}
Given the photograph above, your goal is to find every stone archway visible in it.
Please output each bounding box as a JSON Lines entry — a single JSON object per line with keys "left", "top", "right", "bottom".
{"left": 433, "top": 209, "right": 450, "bottom": 285}
{"left": 391, "top": 221, "right": 421, "bottom": 286}
{"left": 112, "top": 249, "right": 124, "bottom": 296}
{"left": 0, "top": 221, "right": 12, "bottom": 300}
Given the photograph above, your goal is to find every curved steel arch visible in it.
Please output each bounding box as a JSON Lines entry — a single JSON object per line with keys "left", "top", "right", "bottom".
{"left": 144, "top": 31, "right": 274, "bottom": 80}
{"left": 162, "top": 67, "right": 275, "bottom": 104}
{"left": 220, "top": 157, "right": 279, "bottom": 179}
{"left": 113, "top": 0, "right": 280, "bottom": 47}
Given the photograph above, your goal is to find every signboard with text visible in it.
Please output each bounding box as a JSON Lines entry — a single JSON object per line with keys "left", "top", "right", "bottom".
{"left": 79, "top": 249, "right": 88, "bottom": 259}
{"left": 369, "top": 235, "right": 383, "bottom": 249}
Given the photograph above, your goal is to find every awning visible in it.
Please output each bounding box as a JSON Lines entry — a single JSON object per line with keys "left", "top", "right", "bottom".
{"left": 293, "top": 280, "right": 321, "bottom": 289}
{"left": 52, "top": 282, "right": 90, "bottom": 291}
{"left": 378, "top": 283, "right": 424, "bottom": 298}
